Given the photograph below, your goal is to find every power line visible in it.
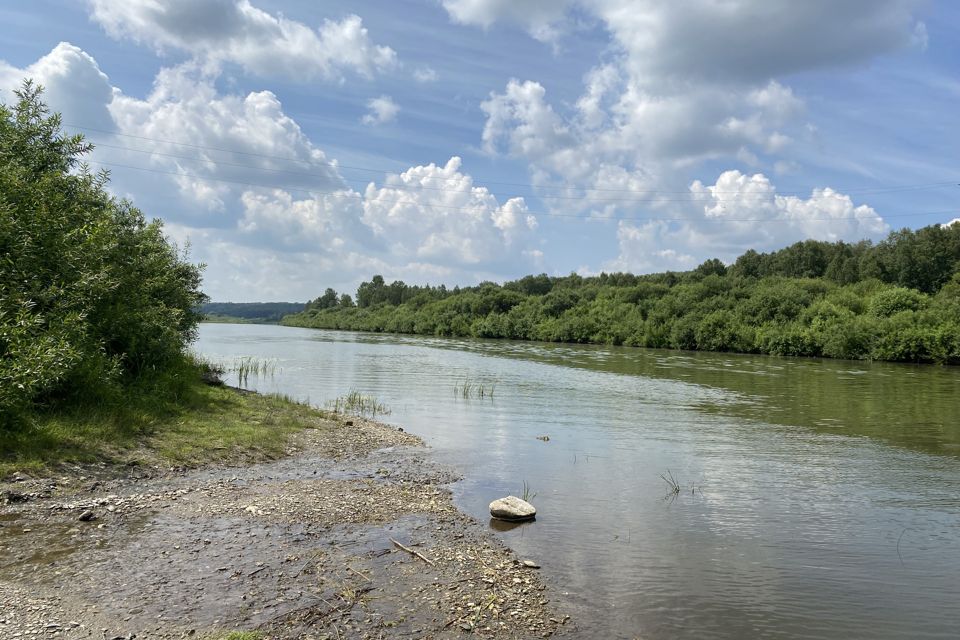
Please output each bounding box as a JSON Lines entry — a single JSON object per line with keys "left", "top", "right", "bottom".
{"left": 67, "top": 123, "right": 960, "bottom": 198}
{"left": 85, "top": 159, "right": 957, "bottom": 224}
{"left": 83, "top": 139, "right": 960, "bottom": 204}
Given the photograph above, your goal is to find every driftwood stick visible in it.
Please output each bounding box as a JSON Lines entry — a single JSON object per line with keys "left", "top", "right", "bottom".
{"left": 347, "top": 565, "right": 371, "bottom": 581}
{"left": 390, "top": 537, "right": 435, "bottom": 566}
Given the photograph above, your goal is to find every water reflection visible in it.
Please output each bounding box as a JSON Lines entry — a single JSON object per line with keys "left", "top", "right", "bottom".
{"left": 488, "top": 518, "right": 533, "bottom": 533}
{"left": 195, "top": 324, "right": 960, "bottom": 640}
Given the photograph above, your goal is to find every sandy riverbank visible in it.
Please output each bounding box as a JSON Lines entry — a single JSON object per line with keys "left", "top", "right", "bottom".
{"left": 0, "top": 395, "right": 571, "bottom": 639}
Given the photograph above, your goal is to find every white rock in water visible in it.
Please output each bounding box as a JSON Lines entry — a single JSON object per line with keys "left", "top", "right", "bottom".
{"left": 489, "top": 496, "right": 536, "bottom": 521}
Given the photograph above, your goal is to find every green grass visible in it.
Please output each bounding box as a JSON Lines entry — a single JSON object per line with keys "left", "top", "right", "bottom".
{"left": 210, "top": 632, "right": 262, "bottom": 640}
{"left": 0, "top": 370, "right": 333, "bottom": 477}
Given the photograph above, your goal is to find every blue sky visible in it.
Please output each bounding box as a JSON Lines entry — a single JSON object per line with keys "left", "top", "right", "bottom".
{"left": 1, "top": 1, "right": 957, "bottom": 301}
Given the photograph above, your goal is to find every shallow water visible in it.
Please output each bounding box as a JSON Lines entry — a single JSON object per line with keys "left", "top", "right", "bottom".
{"left": 195, "top": 323, "right": 960, "bottom": 639}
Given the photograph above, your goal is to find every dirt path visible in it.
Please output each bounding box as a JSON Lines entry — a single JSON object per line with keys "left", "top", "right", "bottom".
{"left": 0, "top": 416, "right": 571, "bottom": 639}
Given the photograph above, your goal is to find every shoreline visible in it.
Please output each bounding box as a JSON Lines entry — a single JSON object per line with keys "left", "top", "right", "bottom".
{"left": 0, "top": 389, "right": 571, "bottom": 639}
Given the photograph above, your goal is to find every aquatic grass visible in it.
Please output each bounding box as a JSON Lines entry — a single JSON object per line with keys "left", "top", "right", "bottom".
{"left": 659, "top": 470, "right": 702, "bottom": 500}
{"left": 454, "top": 379, "right": 496, "bottom": 399}
{"left": 521, "top": 480, "right": 537, "bottom": 502}
{"left": 230, "top": 357, "right": 279, "bottom": 387}
{"left": 327, "top": 391, "right": 391, "bottom": 419}
{"left": 660, "top": 469, "right": 681, "bottom": 497}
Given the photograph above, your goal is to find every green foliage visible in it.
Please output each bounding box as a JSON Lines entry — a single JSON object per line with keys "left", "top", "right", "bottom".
{"left": 285, "top": 219, "right": 960, "bottom": 365}
{"left": 1, "top": 82, "right": 206, "bottom": 423}
{"left": 868, "top": 287, "right": 929, "bottom": 317}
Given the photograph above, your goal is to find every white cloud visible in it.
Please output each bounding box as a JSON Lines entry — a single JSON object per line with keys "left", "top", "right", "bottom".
{"left": 481, "top": 79, "right": 571, "bottom": 158}
{"left": 238, "top": 189, "right": 362, "bottom": 249}
{"left": 413, "top": 66, "right": 439, "bottom": 83}
{"left": 469, "top": 0, "right": 924, "bottom": 225}
{"left": 0, "top": 42, "right": 114, "bottom": 130}
{"left": 361, "top": 157, "right": 538, "bottom": 265}
{"left": 441, "top": 0, "right": 572, "bottom": 42}
{"left": 86, "top": 1, "right": 397, "bottom": 81}
{"left": 609, "top": 222, "right": 699, "bottom": 273}
{"left": 479, "top": 77, "right": 802, "bottom": 213}
{"left": 443, "top": 1, "right": 924, "bottom": 81}
{"left": 609, "top": 170, "right": 889, "bottom": 274}
{"left": 98, "top": 63, "right": 345, "bottom": 216}
{"left": 689, "top": 170, "right": 887, "bottom": 240}
{"left": 361, "top": 95, "right": 399, "bottom": 126}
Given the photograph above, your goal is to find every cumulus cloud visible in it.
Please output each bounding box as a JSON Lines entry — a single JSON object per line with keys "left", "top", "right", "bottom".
{"left": 361, "top": 95, "right": 399, "bottom": 126}
{"left": 479, "top": 76, "right": 802, "bottom": 214}
{"left": 0, "top": 42, "right": 114, "bottom": 130}
{"left": 86, "top": 0, "right": 397, "bottom": 81}
{"left": 97, "top": 63, "right": 346, "bottom": 218}
{"left": 689, "top": 170, "right": 887, "bottom": 239}
{"left": 470, "top": 0, "right": 924, "bottom": 220}
{"left": 238, "top": 189, "right": 362, "bottom": 249}
{"left": 361, "top": 157, "right": 538, "bottom": 265}
{"left": 608, "top": 170, "right": 889, "bottom": 273}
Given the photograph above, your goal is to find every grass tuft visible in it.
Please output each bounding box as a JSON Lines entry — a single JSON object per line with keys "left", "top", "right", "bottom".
{"left": 453, "top": 379, "right": 496, "bottom": 399}
{"left": 521, "top": 480, "right": 537, "bottom": 502}
{"left": 326, "top": 391, "right": 391, "bottom": 419}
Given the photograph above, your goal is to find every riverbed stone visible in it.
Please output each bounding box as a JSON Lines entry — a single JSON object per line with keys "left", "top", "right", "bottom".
{"left": 489, "top": 496, "right": 536, "bottom": 521}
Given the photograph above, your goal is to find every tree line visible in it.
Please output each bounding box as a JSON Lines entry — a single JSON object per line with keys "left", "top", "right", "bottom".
{"left": 287, "top": 223, "right": 960, "bottom": 364}
{"left": 201, "top": 302, "right": 305, "bottom": 323}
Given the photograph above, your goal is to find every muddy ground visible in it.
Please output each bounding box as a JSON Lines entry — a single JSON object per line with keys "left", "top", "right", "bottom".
{"left": 0, "top": 414, "right": 572, "bottom": 639}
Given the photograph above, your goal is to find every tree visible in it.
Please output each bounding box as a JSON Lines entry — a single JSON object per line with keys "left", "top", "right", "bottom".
{"left": 1, "top": 82, "right": 206, "bottom": 418}
{"left": 312, "top": 287, "right": 339, "bottom": 310}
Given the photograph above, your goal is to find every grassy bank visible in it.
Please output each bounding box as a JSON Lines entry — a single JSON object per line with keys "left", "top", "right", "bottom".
{"left": 0, "top": 375, "right": 327, "bottom": 478}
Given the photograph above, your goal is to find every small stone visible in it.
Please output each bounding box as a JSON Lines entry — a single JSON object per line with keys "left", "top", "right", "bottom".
{"left": 489, "top": 496, "right": 536, "bottom": 522}
{"left": 78, "top": 510, "right": 97, "bottom": 522}
{"left": 522, "top": 560, "right": 541, "bottom": 569}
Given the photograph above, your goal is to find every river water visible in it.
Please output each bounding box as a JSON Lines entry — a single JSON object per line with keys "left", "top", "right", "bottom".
{"left": 195, "top": 323, "right": 960, "bottom": 639}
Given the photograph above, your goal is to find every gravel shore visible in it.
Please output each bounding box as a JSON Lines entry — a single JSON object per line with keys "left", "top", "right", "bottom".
{"left": 0, "top": 410, "right": 571, "bottom": 639}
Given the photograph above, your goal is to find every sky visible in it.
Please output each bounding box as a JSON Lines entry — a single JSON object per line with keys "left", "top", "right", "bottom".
{"left": 1, "top": 1, "right": 957, "bottom": 302}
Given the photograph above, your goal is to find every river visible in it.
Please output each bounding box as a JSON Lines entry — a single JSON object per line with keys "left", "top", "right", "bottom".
{"left": 195, "top": 323, "right": 960, "bottom": 640}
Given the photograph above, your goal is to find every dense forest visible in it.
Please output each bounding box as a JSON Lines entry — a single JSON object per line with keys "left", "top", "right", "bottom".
{"left": 1, "top": 84, "right": 206, "bottom": 425}
{"left": 284, "top": 223, "right": 960, "bottom": 364}
{"left": 201, "top": 302, "right": 305, "bottom": 323}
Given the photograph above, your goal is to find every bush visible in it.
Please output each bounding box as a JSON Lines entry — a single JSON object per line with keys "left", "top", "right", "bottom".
{"left": 868, "top": 286, "right": 929, "bottom": 317}
{"left": 1, "top": 83, "right": 206, "bottom": 422}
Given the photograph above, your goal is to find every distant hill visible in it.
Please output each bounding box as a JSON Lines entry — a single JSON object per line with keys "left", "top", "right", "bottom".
{"left": 201, "top": 302, "right": 305, "bottom": 324}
